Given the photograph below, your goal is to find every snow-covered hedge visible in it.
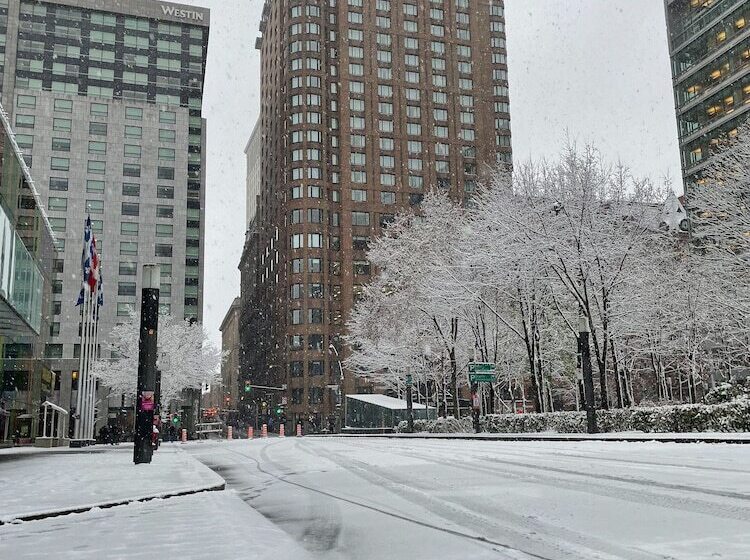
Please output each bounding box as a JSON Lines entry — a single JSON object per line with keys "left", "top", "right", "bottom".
{"left": 397, "top": 398, "right": 750, "bottom": 434}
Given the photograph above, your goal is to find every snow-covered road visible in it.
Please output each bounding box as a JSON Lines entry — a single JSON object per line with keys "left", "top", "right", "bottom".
{"left": 187, "top": 437, "right": 750, "bottom": 560}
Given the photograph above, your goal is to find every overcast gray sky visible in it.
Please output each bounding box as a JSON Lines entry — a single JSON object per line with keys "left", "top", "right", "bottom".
{"left": 179, "top": 0, "right": 683, "bottom": 346}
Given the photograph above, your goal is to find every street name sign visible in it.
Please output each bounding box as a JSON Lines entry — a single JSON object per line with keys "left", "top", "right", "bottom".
{"left": 469, "top": 362, "right": 496, "bottom": 383}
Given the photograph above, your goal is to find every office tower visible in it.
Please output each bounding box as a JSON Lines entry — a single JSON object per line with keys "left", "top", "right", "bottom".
{"left": 242, "top": 0, "right": 511, "bottom": 428}
{"left": 0, "top": 0, "right": 209, "bottom": 424}
{"left": 665, "top": 0, "right": 750, "bottom": 186}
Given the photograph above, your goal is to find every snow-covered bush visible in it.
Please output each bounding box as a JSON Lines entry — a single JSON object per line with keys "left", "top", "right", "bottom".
{"left": 399, "top": 399, "right": 750, "bottom": 434}
{"left": 703, "top": 381, "right": 750, "bottom": 405}
{"left": 398, "top": 416, "right": 473, "bottom": 434}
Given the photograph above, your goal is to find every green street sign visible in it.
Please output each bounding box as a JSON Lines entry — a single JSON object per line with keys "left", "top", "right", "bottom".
{"left": 469, "top": 362, "right": 495, "bottom": 373}
{"left": 469, "top": 373, "right": 496, "bottom": 383}
{"left": 469, "top": 363, "right": 496, "bottom": 383}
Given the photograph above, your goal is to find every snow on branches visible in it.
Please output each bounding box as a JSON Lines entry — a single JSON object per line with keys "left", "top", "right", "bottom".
{"left": 346, "top": 142, "right": 749, "bottom": 413}
{"left": 90, "top": 313, "right": 224, "bottom": 404}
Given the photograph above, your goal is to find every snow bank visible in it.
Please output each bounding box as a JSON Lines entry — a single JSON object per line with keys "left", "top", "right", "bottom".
{"left": 399, "top": 398, "right": 750, "bottom": 434}
{"left": 0, "top": 446, "right": 224, "bottom": 523}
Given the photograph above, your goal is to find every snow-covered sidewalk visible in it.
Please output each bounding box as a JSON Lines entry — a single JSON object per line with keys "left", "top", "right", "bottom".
{"left": 0, "top": 444, "right": 223, "bottom": 523}
{"left": 0, "top": 443, "right": 314, "bottom": 559}
{"left": 0, "top": 490, "right": 313, "bottom": 559}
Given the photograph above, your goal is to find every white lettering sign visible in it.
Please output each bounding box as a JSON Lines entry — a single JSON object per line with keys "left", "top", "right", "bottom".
{"left": 161, "top": 5, "right": 205, "bottom": 21}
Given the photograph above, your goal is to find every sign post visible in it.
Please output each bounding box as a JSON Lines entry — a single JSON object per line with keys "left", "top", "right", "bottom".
{"left": 468, "top": 363, "right": 496, "bottom": 434}
{"left": 405, "top": 371, "right": 414, "bottom": 433}
{"left": 134, "top": 264, "right": 160, "bottom": 464}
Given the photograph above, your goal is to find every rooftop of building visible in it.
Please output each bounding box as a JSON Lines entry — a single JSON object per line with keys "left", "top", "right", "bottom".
{"left": 346, "top": 394, "right": 434, "bottom": 411}
{"left": 219, "top": 297, "right": 242, "bottom": 333}
{"left": 31, "top": 0, "right": 211, "bottom": 27}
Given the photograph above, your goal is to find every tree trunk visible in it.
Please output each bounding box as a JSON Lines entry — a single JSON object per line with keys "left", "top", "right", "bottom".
{"left": 611, "top": 339, "right": 624, "bottom": 408}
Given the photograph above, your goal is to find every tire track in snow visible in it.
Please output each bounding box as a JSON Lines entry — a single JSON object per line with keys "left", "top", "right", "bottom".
{"left": 337, "top": 438, "right": 750, "bottom": 523}
{"left": 220, "top": 441, "right": 549, "bottom": 560}
{"left": 295, "top": 439, "right": 661, "bottom": 560}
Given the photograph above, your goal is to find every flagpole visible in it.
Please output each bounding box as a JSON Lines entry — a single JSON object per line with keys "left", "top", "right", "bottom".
{"left": 72, "top": 215, "right": 103, "bottom": 446}
{"left": 81, "top": 290, "right": 92, "bottom": 440}
{"left": 73, "top": 294, "right": 84, "bottom": 440}
{"left": 74, "top": 290, "right": 88, "bottom": 440}
{"left": 88, "top": 292, "right": 100, "bottom": 439}
{"left": 85, "top": 291, "right": 96, "bottom": 440}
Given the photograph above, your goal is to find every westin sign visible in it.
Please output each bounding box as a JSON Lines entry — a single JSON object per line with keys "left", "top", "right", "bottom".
{"left": 161, "top": 5, "right": 205, "bottom": 21}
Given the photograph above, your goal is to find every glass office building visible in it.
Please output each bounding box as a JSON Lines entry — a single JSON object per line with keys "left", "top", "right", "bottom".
{"left": 0, "top": 103, "right": 56, "bottom": 442}
{"left": 665, "top": 0, "right": 750, "bottom": 185}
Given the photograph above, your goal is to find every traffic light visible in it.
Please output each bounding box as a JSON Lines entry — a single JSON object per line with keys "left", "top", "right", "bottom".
{"left": 244, "top": 380, "right": 252, "bottom": 393}
{"left": 275, "top": 406, "right": 283, "bottom": 415}
{"left": 171, "top": 415, "right": 180, "bottom": 425}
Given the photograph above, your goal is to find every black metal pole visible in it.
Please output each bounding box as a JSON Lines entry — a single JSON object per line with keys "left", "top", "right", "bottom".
{"left": 134, "top": 265, "right": 160, "bottom": 464}
{"left": 471, "top": 382, "right": 481, "bottom": 433}
{"left": 405, "top": 372, "right": 414, "bottom": 433}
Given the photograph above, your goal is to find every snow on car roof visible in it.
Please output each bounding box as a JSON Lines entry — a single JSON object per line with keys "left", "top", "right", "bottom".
{"left": 346, "top": 393, "right": 434, "bottom": 410}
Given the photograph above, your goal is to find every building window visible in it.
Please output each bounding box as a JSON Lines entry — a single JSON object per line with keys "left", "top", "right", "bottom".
{"left": 122, "top": 183, "right": 140, "bottom": 197}
{"left": 49, "top": 177, "right": 69, "bottom": 191}
{"left": 120, "top": 242, "right": 138, "bottom": 256}
{"left": 156, "top": 224, "right": 173, "bottom": 237}
{"left": 121, "top": 222, "right": 139, "bottom": 236}
{"left": 290, "top": 361, "right": 304, "bottom": 378}
{"left": 48, "top": 197, "right": 67, "bottom": 211}
{"left": 86, "top": 199, "right": 104, "bottom": 214}
{"left": 88, "top": 161, "right": 106, "bottom": 175}
{"left": 51, "top": 157, "right": 69, "bottom": 171}
{"left": 156, "top": 205, "right": 174, "bottom": 218}
{"left": 124, "top": 144, "right": 142, "bottom": 158}
{"left": 125, "top": 126, "right": 142, "bottom": 139}
{"left": 123, "top": 163, "right": 141, "bottom": 177}
{"left": 54, "top": 99, "right": 72, "bottom": 113}
{"left": 89, "top": 122, "right": 108, "bottom": 135}
{"left": 353, "top": 260, "right": 371, "bottom": 276}
{"left": 49, "top": 218, "right": 66, "bottom": 232}
{"left": 308, "top": 334, "right": 324, "bottom": 351}
{"left": 17, "top": 94, "right": 36, "bottom": 108}
{"left": 118, "top": 282, "right": 137, "bottom": 295}
{"left": 126, "top": 107, "right": 143, "bottom": 120}
{"left": 309, "top": 360, "right": 324, "bottom": 375}
{"left": 54, "top": 118, "right": 72, "bottom": 132}
{"left": 352, "top": 211, "right": 370, "bottom": 226}
{"left": 119, "top": 262, "right": 137, "bottom": 276}
{"left": 122, "top": 202, "right": 139, "bottom": 216}
{"left": 155, "top": 244, "right": 172, "bottom": 257}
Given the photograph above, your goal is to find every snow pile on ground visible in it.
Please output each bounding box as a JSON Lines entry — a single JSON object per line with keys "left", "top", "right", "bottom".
{"left": 399, "top": 398, "right": 750, "bottom": 434}
{"left": 0, "top": 490, "right": 313, "bottom": 559}
{"left": 0, "top": 445, "right": 223, "bottom": 522}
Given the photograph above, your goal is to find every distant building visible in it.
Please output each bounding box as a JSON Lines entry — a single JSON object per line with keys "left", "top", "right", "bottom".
{"left": 664, "top": 0, "right": 750, "bottom": 186}
{"left": 0, "top": 0, "right": 211, "bottom": 431}
{"left": 245, "top": 119, "right": 261, "bottom": 228}
{"left": 219, "top": 297, "right": 241, "bottom": 412}
{"left": 0, "top": 103, "right": 58, "bottom": 443}
{"left": 241, "top": 0, "right": 512, "bottom": 430}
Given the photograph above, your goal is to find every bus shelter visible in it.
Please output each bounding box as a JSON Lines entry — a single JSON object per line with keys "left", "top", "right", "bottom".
{"left": 345, "top": 394, "right": 436, "bottom": 430}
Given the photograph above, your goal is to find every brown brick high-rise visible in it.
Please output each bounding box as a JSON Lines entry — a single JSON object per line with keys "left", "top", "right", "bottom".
{"left": 240, "top": 0, "right": 511, "bottom": 430}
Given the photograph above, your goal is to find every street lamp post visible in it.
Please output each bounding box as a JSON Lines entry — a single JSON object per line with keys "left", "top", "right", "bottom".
{"left": 328, "top": 344, "right": 344, "bottom": 432}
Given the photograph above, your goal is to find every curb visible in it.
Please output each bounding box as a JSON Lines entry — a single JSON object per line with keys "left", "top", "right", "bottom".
{"left": 308, "top": 433, "right": 750, "bottom": 444}
{"left": 0, "top": 482, "right": 225, "bottom": 526}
